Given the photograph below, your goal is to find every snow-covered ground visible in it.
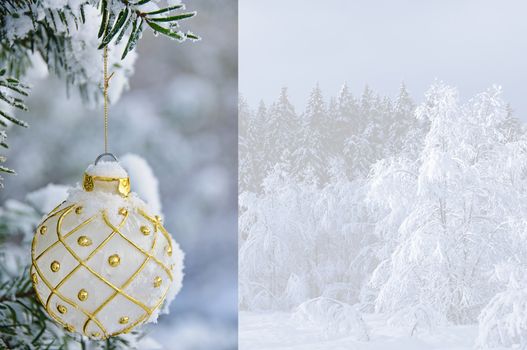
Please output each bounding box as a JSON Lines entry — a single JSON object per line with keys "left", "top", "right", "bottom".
{"left": 239, "top": 312, "right": 484, "bottom": 350}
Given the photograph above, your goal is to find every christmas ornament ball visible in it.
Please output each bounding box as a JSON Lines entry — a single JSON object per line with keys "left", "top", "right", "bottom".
{"left": 30, "top": 157, "right": 184, "bottom": 339}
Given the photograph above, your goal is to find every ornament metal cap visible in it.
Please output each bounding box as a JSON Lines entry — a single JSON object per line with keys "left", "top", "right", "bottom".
{"left": 83, "top": 153, "right": 130, "bottom": 197}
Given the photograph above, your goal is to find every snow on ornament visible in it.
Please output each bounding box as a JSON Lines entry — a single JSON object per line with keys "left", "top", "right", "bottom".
{"left": 30, "top": 154, "right": 183, "bottom": 339}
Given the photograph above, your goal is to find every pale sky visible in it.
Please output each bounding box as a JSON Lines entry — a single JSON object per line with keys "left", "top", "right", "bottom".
{"left": 239, "top": 0, "right": 527, "bottom": 119}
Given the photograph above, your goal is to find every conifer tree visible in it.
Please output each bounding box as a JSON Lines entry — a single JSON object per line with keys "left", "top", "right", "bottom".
{"left": 389, "top": 83, "right": 417, "bottom": 153}
{"left": 324, "top": 96, "right": 340, "bottom": 160}
{"left": 334, "top": 83, "right": 358, "bottom": 155}
{"left": 250, "top": 100, "right": 269, "bottom": 190}
{"left": 344, "top": 86, "right": 377, "bottom": 178}
{"left": 265, "top": 87, "right": 299, "bottom": 169}
{"left": 239, "top": 95, "right": 252, "bottom": 192}
{"left": 292, "top": 84, "right": 327, "bottom": 184}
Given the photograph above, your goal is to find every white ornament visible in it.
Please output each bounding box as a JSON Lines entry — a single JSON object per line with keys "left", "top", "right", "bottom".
{"left": 30, "top": 158, "right": 184, "bottom": 339}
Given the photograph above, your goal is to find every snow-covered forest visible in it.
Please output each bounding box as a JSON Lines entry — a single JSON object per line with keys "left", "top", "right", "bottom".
{"left": 239, "top": 82, "right": 527, "bottom": 349}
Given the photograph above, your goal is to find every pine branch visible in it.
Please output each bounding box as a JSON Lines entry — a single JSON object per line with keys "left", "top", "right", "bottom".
{"left": 0, "top": 0, "right": 198, "bottom": 183}
{"left": 0, "top": 290, "right": 34, "bottom": 303}
{"left": 97, "top": 0, "right": 200, "bottom": 58}
{"left": 0, "top": 71, "right": 29, "bottom": 177}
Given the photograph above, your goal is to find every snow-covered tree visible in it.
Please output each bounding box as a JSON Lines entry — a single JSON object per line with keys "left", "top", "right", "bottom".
{"left": 265, "top": 87, "right": 299, "bottom": 168}
{"left": 239, "top": 95, "right": 253, "bottom": 192}
{"left": 240, "top": 99, "right": 269, "bottom": 193}
{"left": 387, "top": 83, "right": 417, "bottom": 153}
{"left": 292, "top": 84, "right": 327, "bottom": 184}
{"left": 343, "top": 85, "right": 392, "bottom": 178}
{"left": 369, "top": 84, "right": 521, "bottom": 329}
{"left": 239, "top": 164, "right": 304, "bottom": 310}
{"left": 475, "top": 134, "right": 527, "bottom": 348}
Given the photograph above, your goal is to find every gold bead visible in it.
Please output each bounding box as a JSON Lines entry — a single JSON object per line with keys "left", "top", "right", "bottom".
{"left": 39, "top": 226, "right": 47, "bottom": 235}
{"left": 91, "top": 332, "right": 101, "bottom": 338}
{"left": 75, "top": 206, "right": 83, "bottom": 214}
{"left": 119, "top": 316, "right": 129, "bottom": 324}
{"left": 140, "top": 225, "right": 151, "bottom": 235}
{"left": 31, "top": 273, "right": 38, "bottom": 285}
{"left": 50, "top": 261, "right": 60, "bottom": 272}
{"left": 78, "top": 289, "right": 88, "bottom": 301}
{"left": 77, "top": 236, "right": 92, "bottom": 247}
{"left": 108, "top": 254, "right": 120, "bottom": 267}
{"left": 153, "top": 276, "right": 162, "bottom": 288}
{"left": 57, "top": 304, "right": 67, "bottom": 314}
{"left": 119, "top": 207, "right": 128, "bottom": 216}
{"left": 166, "top": 245, "right": 172, "bottom": 257}
{"left": 65, "top": 324, "right": 75, "bottom": 332}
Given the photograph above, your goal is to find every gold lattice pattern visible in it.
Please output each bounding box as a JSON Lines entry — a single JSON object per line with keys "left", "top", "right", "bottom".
{"left": 31, "top": 202, "right": 175, "bottom": 339}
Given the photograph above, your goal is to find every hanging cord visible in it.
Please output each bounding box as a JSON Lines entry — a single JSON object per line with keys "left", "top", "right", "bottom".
{"left": 103, "top": 46, "right": 114, "bottom": 153}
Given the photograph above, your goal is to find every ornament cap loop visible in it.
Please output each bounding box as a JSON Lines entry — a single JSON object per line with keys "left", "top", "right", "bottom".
{"left": 95, "top": 153, "right": 118, "bottom": 165}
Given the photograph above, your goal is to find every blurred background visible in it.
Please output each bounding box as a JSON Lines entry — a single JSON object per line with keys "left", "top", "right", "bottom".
{"left": 0, "top": 0, "right": 237, "bottom": 348}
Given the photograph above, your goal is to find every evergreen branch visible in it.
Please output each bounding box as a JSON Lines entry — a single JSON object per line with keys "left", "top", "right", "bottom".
{"left": 121, "top": 17, "right": 140, "bottom": 59}
{"left": 0, "top": 93, "right": 28, "bottom": 111}
{"left": 98, "top": 0, "right": 109, "bottom": 38}
{"left": 0, "top": 289, "right": 34, "bottom": 303}
{"left": 99, "top": 7, "right": 129, "bottom": 49}
{"left": 146, "top": 21, "right": 183, "bottom": 40}
{"left": 0, "top": 77, "right": 30, "bottom": 96}
{"left": 115, "top": 13, "right": 133, "bottom": 45}
{"left": 132, "top": 0, "right": 151, "bottom": 6}
{"left": 0, "top": 109, "right": 29, "bottom": 127}
{"left": 0, "top": 0, "right": 198, "bottom": 183}
{"left": 144, "top": 5, "right": 184, "bottom": 16}
{"left": 0, "top": 73, "right": 29, "bottom": 175}
{"left": 148, "top": 12, "right": 196, "bottom": 23}
{"left": 185, "top": 31, "right": 200, "bottom": 41}
{"left": 97, "top": 0, "right": 199, "bottom": 56}
{"left": 0, "top": 165, "right": 15, "bottom": 174}
{"left": 0, "top": 267, "right": 69, "bottom": 349}
{"left": 80, "top": 3, "right": 86, "bottom": 23}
